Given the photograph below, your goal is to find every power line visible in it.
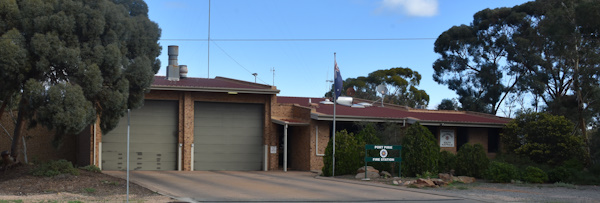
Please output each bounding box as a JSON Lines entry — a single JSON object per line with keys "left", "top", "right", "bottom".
{"left": 211, "top": 41, "right": 268, "bottom": 84}
{"left": 159, "top": 38, "right": 438, "bottom": 42}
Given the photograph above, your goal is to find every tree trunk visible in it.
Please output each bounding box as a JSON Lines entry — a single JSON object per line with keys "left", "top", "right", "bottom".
{"left": 10, "top": 99, "right": 26, "bottom": 160}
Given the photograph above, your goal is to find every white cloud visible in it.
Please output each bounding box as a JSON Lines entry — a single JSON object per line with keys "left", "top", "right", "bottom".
{"left": 379, "top": 0, "right": 439, "bottom": 17}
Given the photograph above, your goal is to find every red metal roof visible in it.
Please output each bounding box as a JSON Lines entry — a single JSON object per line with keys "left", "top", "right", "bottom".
{"left": 152, "top": 76, "right": 274, "bottom": 90}
{"left": 277, "top": 96, "right": 510, "bottom": 125}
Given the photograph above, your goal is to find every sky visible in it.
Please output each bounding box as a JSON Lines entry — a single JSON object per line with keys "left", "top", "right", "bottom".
{"left": 146, "top": 0, "right": 530, "bottom": 112}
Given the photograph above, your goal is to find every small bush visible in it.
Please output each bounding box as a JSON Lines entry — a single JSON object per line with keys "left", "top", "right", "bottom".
{"left": 80, "top": 165, "right": 101, "bottom": 173}
{"left": 322, "top": 130, "right": 360, "bottom": 176}
{"left": 523, "top": 166, "right": 548, "bottom": 183}
{"left": 31, "top": 159, "right": 79, "bottom": 177}
{"left": 456, "top": 144, "right": 489, "bottom": 178}
{"left": 438, "top": 150, "right": 457, "bottom": 173}
{"left": 547, "top": 166, "right": 571, "bottom": 183}
{"left": 485, "top": 161, "right": 520, "bottom": 183}
{"left": 417, "top": 171, "right": 437, "bottom": 179}
{"left": 401, "top": 123, "right": 439, "bottom": 177}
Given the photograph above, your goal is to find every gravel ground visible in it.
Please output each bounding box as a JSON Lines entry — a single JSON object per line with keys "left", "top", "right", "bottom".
{"left": 335, "top": 175, "right": 600, "bottom": 203}
{"left": 427, "top": 181, "right": 600, "bottom": 203}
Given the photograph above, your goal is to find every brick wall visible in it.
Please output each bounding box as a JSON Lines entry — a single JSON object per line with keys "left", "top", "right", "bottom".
{"left": 310, "top": 121, "right": 330, "bottom": 171}
{"left": 468, "top": 128, "right": 488, "bottom": 151}
{"left": 0, "top": 112, "right": 77, "bottom": 164}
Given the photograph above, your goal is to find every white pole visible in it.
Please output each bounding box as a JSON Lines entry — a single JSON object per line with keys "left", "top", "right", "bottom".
{"left": 284, "top": 124, "right": 288, "bottom": 172}
{"left": 126, "top": 109, "right": 130, "bottom": 203}
{"left": 332, "top": 52, "right": 337, "bottom": 177}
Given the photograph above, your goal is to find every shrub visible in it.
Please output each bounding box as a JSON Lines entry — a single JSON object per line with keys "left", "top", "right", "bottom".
{"left": 401, "top": 123, "right": 439, "bottom": 177}
{"left": 501, "top": 112, "right": 586, "bottom": 166}
{"left": 485, "top": 161, "right": 520, "bottom": 183}
{"left": 456, "top": 144, "right": 489, "bottom": 178}
{"left": 80, "top": 165, "right": 101, "bottom": 173}
{"left": 547, "top": 166, "right": 570, "bottom": 183}
{"left": 322, "top": 130, "right": 361, "bottom": 176}
{"left": 438, "top": 150, "right": 457, "bottom": 173}
{"left": 31, "top": 159, "right": 79, "bottom": 177}
{"left": 523, "top": 166, "right": 548, "bottom": 183}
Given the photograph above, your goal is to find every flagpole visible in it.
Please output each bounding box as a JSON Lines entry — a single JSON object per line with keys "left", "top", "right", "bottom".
{"left": 332, "top": 52, "right": 336, "bottom": 177}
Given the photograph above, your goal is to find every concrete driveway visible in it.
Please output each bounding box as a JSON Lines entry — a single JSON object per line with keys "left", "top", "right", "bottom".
{"left": 104, "top": 171, "right": 480, "bottom": 202}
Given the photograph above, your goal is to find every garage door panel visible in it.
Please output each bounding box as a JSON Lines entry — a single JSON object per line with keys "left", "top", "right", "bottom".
{"left": 196, "top": 136, "right": 263, "bottom": 145}
{"left": 194, "top": 102, "right": 263, "bottom": 171}
{"left": 102, "top": 100, "right": 178, "bottom": 171}
{"left": 194, "top": 162, "right": 262, "bottom": 171}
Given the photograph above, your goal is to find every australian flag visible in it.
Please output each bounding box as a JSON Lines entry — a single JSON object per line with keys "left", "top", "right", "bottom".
{"left": 334, "top": 60, "right": 343, "bottom": 100}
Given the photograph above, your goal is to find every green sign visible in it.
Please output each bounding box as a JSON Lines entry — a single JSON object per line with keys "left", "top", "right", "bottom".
{"left": 363, "top": 144, "right": 402, "bottom": 179}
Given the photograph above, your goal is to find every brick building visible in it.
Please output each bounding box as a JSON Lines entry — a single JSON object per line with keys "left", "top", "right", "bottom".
{"left": 3, "top": 75, "right": 510, "bottom": 171}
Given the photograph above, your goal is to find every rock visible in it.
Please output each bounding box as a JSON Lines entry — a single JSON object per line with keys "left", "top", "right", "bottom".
{"left": 415, "top": 178, "right": 436, "bottom": 187}
{"left": 457, "top": 176, "right": 476, "bottom": 184}
{"left": 355, "top": 171, "right": 380, "bottom": 179}
{"left": 357, "top": 166, "right": 379, "bottom": 174}
{"left": 392, "top": 180, "right": 399, "bottom": 185}
{"left": 438, "top": 173, "right": 453, "bottom": 182}
{"left": 433, "top": 179, "right": 448, "bottom": 186}
{"left": 380, "top": 171, "right": 392, "bottom": 178}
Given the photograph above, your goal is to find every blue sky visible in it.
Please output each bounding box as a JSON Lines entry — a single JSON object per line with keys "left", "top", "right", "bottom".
{"left": 147, "top": 0, "right": 529, "bottom": 112}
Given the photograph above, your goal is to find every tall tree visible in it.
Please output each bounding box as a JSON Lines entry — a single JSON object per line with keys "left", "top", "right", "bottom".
{"left": 433, "top": 7, "right": 518, "bottom": 115}
{"left": 326, "top": 67, "right": 429, "bottom": 108}
{"left": 0, "top": 0, "right": 161, "bottom": 160}
{"left": 434, "top": 0, "right": 600, "bottom": 141}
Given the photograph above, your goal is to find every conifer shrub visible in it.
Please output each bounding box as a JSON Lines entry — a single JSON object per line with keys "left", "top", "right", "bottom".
{"left": 523, "top": 166, "right": 548, "bottom": 183}
{"left": 401, "top": 123, "right": 439, "bottom": 177}
{"left": 484, "top": 161, "right": 519, "bottom": 183}
{"left": 456, "top": 144, "right": 489, "bottom": 178}
{"left": 438, "top": 150, "right": 456, "bottom": 173}
{"left": 547, "top": 166, "right": 570, "bottom": 183}
{"left": 322, "top": 130, "right": 360, "bottom": 176}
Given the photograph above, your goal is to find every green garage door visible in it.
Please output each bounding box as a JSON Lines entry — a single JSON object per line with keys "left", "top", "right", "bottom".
{"left": 102, "top": 100, "right": 178, "bottom": 171}
{"left": 194, "top": 102, "right": 264, "bottom": 170}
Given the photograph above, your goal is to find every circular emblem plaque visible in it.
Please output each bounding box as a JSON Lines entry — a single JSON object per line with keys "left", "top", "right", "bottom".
{"left": 380, "top": 149, "right": 388, "bottom": 158}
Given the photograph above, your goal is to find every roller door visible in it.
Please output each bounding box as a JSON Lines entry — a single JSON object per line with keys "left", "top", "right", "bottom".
{"left": 194, "top": 102, "right": 264, "bottom": 170}
{"left": 102, "top": 100, "right": 178, "bottom": 170}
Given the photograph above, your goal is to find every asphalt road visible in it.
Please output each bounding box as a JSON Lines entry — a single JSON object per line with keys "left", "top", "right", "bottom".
{"left": 105, "top": 170, "right": 482, "bottom": 202}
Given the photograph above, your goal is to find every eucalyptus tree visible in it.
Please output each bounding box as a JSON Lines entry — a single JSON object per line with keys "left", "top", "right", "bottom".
{"left": 328, "top": 67, "right": 429, "bottom": 108}
{"left": 0, "top": 0, "right": 161, "bottom": 160}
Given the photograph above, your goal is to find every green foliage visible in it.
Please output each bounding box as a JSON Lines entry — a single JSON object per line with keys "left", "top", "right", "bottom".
{"left": 416, "top": 171, "right": 437, "bottom": 179}
{"left": 322, "top": 126, "right": 382, "bottom": 177}
{"left": 522, "top": 166, "right": 548, "bottom": 183}
{"left": 433, "top": 0, "right": 600, "bottom": 120}
{"left": 0, "top": 0, "right": 162, "bottom": 155}
{"left": 501, "top": 112, "right": 587, "bottom": 166}
{"left": 401, "top": 123, "right": 439, "bottom": 177}
{"left": 327, "top": 67, "right": 429, "bottom": 108}
{"left": 437, "top": 98, "right": 459, "bottom": 110}
{"left": 80, "top": 165, "right": 101, "bottom": 173}
{"left": 438, "top": 150, "right": 456, "bottom": 173}
{"left": 547, "top": 166, "right": 571, "bottom": 183}
{"left": 31, "top": 159, "right": 79, "bottom": 177}
{"left": 456, "top": 144, "right": 489, "bottom": 178}
{"left": 485, "top": 161, "right": 520, "bottom": 183}
{"left": 591, "top": 129, "right": 600, "bottom": 165}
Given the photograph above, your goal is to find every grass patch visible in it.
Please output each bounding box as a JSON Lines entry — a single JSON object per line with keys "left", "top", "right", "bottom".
{"left": 79, "top": 165, "right": 101, "bottom": 173}
{"left": 101, "top": 180, "right": 120, "bottom": 186}
{"left": 31, "top": 159, "right": 79, "bottom": 177}
{"left": 0, "top": 200, "right": 23, "bottom": 203}
{"left": 83, "top": 188, "right": 96, "bottom": 193}
{"left": 68, "top": 201, "right": 84, "bottom": 203}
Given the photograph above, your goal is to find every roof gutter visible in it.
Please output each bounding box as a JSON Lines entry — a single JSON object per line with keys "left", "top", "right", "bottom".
{"left": 312, "top": 113, "right": 506, "bottom": 128}
{"left": 151, "top": 85, "right": 280, "bottom": 95}
{"left": 310, "top": 113, "right": 408, "bottom": 123}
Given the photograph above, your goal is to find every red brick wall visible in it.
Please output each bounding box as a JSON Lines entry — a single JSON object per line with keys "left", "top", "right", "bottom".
{"left": 0, "top": 112, "right": 77, "bottom": 164}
